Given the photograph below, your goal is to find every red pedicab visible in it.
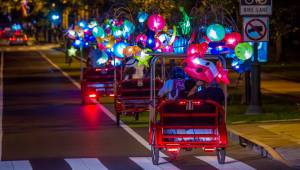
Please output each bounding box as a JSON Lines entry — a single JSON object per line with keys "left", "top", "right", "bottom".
{"left": 148, "top": 53, "right": 228, "bottom": 165}
{"left": 81, "top": 66, "right": 119, "bottom": 104}
{"left": 115, "top": 74, "right": 163, "bottom": 125}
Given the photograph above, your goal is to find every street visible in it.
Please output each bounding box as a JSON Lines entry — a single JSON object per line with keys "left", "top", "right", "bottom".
{"left": 0, "top": 47, "right": 294, "bottom": 170}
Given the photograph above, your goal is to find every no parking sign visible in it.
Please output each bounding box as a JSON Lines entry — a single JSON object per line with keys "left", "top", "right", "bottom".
{"left": 243, "top": 17, "right": 269, "bottom": 42}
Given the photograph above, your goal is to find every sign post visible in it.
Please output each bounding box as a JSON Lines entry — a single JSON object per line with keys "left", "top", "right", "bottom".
{"left": 240, "top": 0, "right": 272, "bottom": 114}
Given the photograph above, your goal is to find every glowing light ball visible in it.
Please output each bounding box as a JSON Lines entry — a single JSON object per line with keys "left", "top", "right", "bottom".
{"left": 123, "top": 46, "right": 141, "bottom": 57}
{"left": 138, "top": 11, "right": 148, "bottom": 23}
{"left": 146, "top": 36, "right": 155, "bottom": 49}
{"left": 187, "top": 44, "right": 200, "bottom": 56}
{"left": 224, "top": 32, "right": 242, "bottom": 49}
{"left": 113, "top": 42, "right": 128, "bottom": 58}
{"left": 78, "top": 21, "right": 87, "bottom": 28}
{"left": 158, "top": 33, "right": 170, "bottom": 46}
{"left": 235, "top": 42, "right": 253, "bottom": 61}
{"left": 73, "top": 39, "right": 82, "bottom": 47}
{"left": 147, "top": 14, "right": 166, "bottom": 32}
{"left": 135, "top": 34, "right": 147, "bottom": 47}
{"left": 92, "top": 26, "right": 105, "bottom": 38}
{"left": 112, "top": 28, "right": 123, "bottom": 38}
{"left": 206, "top": 24, "right": 225, "bottom": 42}
{"left": 122, "top": 20, "right": 135, "bottom": 38}
{"left": 96, "top": 51, "right": 109, "bottom": 66}
{"left": 173, "top": 37, "right": 188, "bottom": 54}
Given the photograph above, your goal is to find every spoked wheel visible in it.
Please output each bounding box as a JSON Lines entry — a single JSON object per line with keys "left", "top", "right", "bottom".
{"left": 116, "top": 112, "right": 121, "bottom": 126}
{"left": 216, "top": 148, "right": 226, "bottom": 164}
{"left": 134, "top": 112, "right": 139, "bottom": 121}
{"left": 151, "top": 128, "right": 159, "bottom": 165}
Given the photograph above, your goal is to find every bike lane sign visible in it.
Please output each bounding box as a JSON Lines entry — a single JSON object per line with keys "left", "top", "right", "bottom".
{"left": 243, "top": 17, "right": 269, "bottom": 42}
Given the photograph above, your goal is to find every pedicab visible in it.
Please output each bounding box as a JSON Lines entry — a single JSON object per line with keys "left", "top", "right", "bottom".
{"left": 148, "top": 53, "right": 228, "bottom": 165}
{"left": 114, "top": 58, "right": 163, "bottom": 125}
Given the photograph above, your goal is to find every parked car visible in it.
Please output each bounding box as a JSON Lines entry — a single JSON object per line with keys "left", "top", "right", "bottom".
{"left": 9, "top": 33, "right": 28, "bottom": 45}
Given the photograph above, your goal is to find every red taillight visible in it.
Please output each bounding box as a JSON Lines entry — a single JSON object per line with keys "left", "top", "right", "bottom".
{"left": 89, "top": 94, "right": 97, "bottom": 98}
{"left": 167, "top": 148, "right": 180, "bottom": 152}
{"left": 95, "top": 68, "right": 101, "bottom": 72}
{"left": 203, "top": 147, "right": 215, "bottom": 152}
{"left": 179, "top": 101, "right": 186, "bottom": 105}
{"left": 109, "top": 94, "right": 114, "bottom": 97}
{"left": 192, "top": 101, "right": 202, "bottom": 105}
{"left": 9, "top": 37, "right": 16, "bottom": 41}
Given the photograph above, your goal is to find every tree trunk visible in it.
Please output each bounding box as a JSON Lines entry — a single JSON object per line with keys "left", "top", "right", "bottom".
{"left": 275, "top": 34, "right": 283, "bottom": 62}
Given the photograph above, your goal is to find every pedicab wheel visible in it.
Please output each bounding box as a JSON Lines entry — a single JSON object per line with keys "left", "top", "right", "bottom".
{"left": 116, "top": 112, "right": 121, "bottom": 126}
{"left": 151, "top": 129, "right": 159, "bottom": 165}
{"left": 134, "top": 112, "right": 139, "bottom": 121}
{"left": 216, "top": 148, "right": 226, "bottom": 164}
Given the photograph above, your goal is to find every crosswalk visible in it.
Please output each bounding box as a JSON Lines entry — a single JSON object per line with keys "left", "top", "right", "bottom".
{"left": 0, "top": 156, "right": 256, "bottom": 170}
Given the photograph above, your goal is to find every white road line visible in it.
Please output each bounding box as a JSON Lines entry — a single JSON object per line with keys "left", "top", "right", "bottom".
{"left": 38, "top": 51, "right": 167, "bottom": 157}
{"left": 0, "top": 51, "right": 3, "bottom": 160}
{"left": 65, "top": 158, "right": 108, "bottom": 170}
{"left": 130, "top": 157, "right": 180, "bottom": 170}
{"left": 196, "top": 156, "right": 256, "bottom": 170}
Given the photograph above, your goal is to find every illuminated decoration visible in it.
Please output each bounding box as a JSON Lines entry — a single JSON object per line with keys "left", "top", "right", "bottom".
{"left": 187, "top": 43, "right": 208, "bottom": 57}
{"left": 210, "top": 45, "right": 230, "bottom": 55}
{"left": 134, "top": 49, "right": 152, "bottom": 67}
{"left": 235, "top": 42, "right": 253, "bottom": 61}
{"left": 135, "top": 34, "right": 147, "bottom": 47}
{"left": 96, "top": 51, "right": 109, "bottom": 66}
{"left": 215, "top": 61, "right": 230, "bottom": 84}
{"left": 77, "top": 29, "right": 84, "bottom": 38}
{"left": 73, "top": 39, "right": 82, "bottom": 47}
{"left": 146, "top": 36, "right": 155, "bottom": 49}
{"left": 78, "top": 21, "right": 88, "bottom": 28}
{"left": 111, "top": 57, "right": 122, "bottom": 66}
{"left": 88, "top": 21, "right": 98, "bottom": 28}
{"left": 224, "top": 32, "right": 242, "bottom": 49}
{"left": 123, "top": 46, "right": 141, "bottom": 57}
{"left": 173, "top": 37, "right": 188, "bottom": 54}
{"left": 112, "top": 27, "right": 123, "bottom": 38}
{"left": 154, "top": 39, "right": 162, "bottom": 50}
{"left": 12, "top": 24, "right": 21, "bottom": 31}
{"left": 113, "top": 42, "right": 128, "bottom": 58}
{"left": 184, "top": 57, "right": 217, "bottom": 83}
{"left": 68, "top": 46, "right": 77, "bottom": 57}
{"left": 158, "top": 34, "right": 170, "bottom": 46}
{"left": 206, "top": 24, "right": 225, "bottom": 42}
{"left": 21, "top": 0, "right": 28, "bottom": 17}
{"left": 162, "top": 45, "right": 174, "bottom": 53}
{"left": 169, "top": 26, "right": 177, "bottom": 45}
{"left": 92, "top": 26, "right": 105, "bottom": 38}
{"left": 231, "top": 59, "right": 251, "bottom": 73}
{"left": 122, "top": 20, "right": 135, "bottom": 38}
{"left": 138, "top": 11, "right": 148, "bottom": 23}
{"left": 178, "top": 6, "right": 191, "bottom": 35}
{"left": 257, "top": 42, "right": 268, "bottom": 62}
{"left": 147, "top": 14, "right": 166, "bottom": 32}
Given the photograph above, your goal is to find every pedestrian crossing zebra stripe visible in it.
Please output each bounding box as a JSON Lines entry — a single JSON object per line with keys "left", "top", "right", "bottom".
{"left": 196, "top": 156, "right": 256, "bottom": 170}
{"left": 0, "top": 160, "right": 32, "bottom": 170}
{"left": 65, "top": 158, "right": 108, "bottom": 170}
{"left": 0, "top": 156, "right": 259, "bottom": 170}
{"left": 129, "top": 157, "right": 180, "bottom": 170}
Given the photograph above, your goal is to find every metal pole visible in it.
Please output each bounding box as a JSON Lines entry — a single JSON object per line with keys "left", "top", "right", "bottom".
{"left": 80, "top": 45, "right": 83, "bottom": 81}
{"left": 246, "top": 42, "right": 262, "bottom": 114}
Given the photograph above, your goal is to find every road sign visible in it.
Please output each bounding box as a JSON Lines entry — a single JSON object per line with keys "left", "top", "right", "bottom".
{"left": 243, "top": 17, "right": 269, "bottom": 42}
{"left": 240, "top": 0, "right": 272, "bottom": 16}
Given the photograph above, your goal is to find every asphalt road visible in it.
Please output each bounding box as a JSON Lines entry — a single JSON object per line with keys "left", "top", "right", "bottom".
{"left": 0, "top": 48, "right": 295, "bottom": 170}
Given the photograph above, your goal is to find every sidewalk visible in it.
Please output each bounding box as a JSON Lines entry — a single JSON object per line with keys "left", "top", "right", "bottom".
{"left": 228, "top": 120, "right": 300, "bottom": 168}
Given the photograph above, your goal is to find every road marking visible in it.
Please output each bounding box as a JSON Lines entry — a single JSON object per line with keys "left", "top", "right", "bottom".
{"left": 65, "top": 158, "right": 108, "bottom": 170}
{"left": 0, "top": 51, "right": 3, "bottom": 160}
{"left": 130, "top": 157, "right": 180, "bottom": 170}
{"left": 0, "top": 160, "right": 33, "bottom": 170}
{"left": 196, "top": 156, "right": 256, "bottom": 170}
{"left": 38, "top": 51, "right": 167, "bottom": 157}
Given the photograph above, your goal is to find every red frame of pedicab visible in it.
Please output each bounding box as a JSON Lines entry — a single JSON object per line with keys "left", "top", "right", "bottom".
{"left": 148, "top": 53, "right": 228, "bottom": 151}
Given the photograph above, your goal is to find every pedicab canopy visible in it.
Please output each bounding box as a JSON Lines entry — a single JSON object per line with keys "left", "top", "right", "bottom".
{"left": 64, "top": 5, "right": 256, "bottom": 84}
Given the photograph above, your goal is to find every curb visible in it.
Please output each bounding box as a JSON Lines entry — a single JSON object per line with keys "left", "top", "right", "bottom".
{"left": 227, "top": 127, "right": 291, "bottom": 167}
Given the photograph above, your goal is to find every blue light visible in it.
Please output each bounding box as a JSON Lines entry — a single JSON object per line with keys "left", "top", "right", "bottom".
{"left": 78, "top": 21, "right": 87, "bottom": 28}
{"left": 51, "top": 14, "right": 59, "bottom": 20}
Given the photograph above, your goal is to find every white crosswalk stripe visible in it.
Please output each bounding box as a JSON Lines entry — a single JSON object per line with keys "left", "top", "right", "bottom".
{"left": 0, "top": 160, "right": 32, "bottom": 170}
{"left": 196, "top": 156, "right": 256, "bottom": 170}
{"left": 65, "top": 158, "right": 108, "bottom": 170}
{"left": 130, "top": 157, "right": 180, "bottom": 170}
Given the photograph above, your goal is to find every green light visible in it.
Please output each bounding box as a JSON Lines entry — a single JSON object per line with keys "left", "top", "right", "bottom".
{"left": 235, "top": 43, "right": 253, "bottom": 61}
